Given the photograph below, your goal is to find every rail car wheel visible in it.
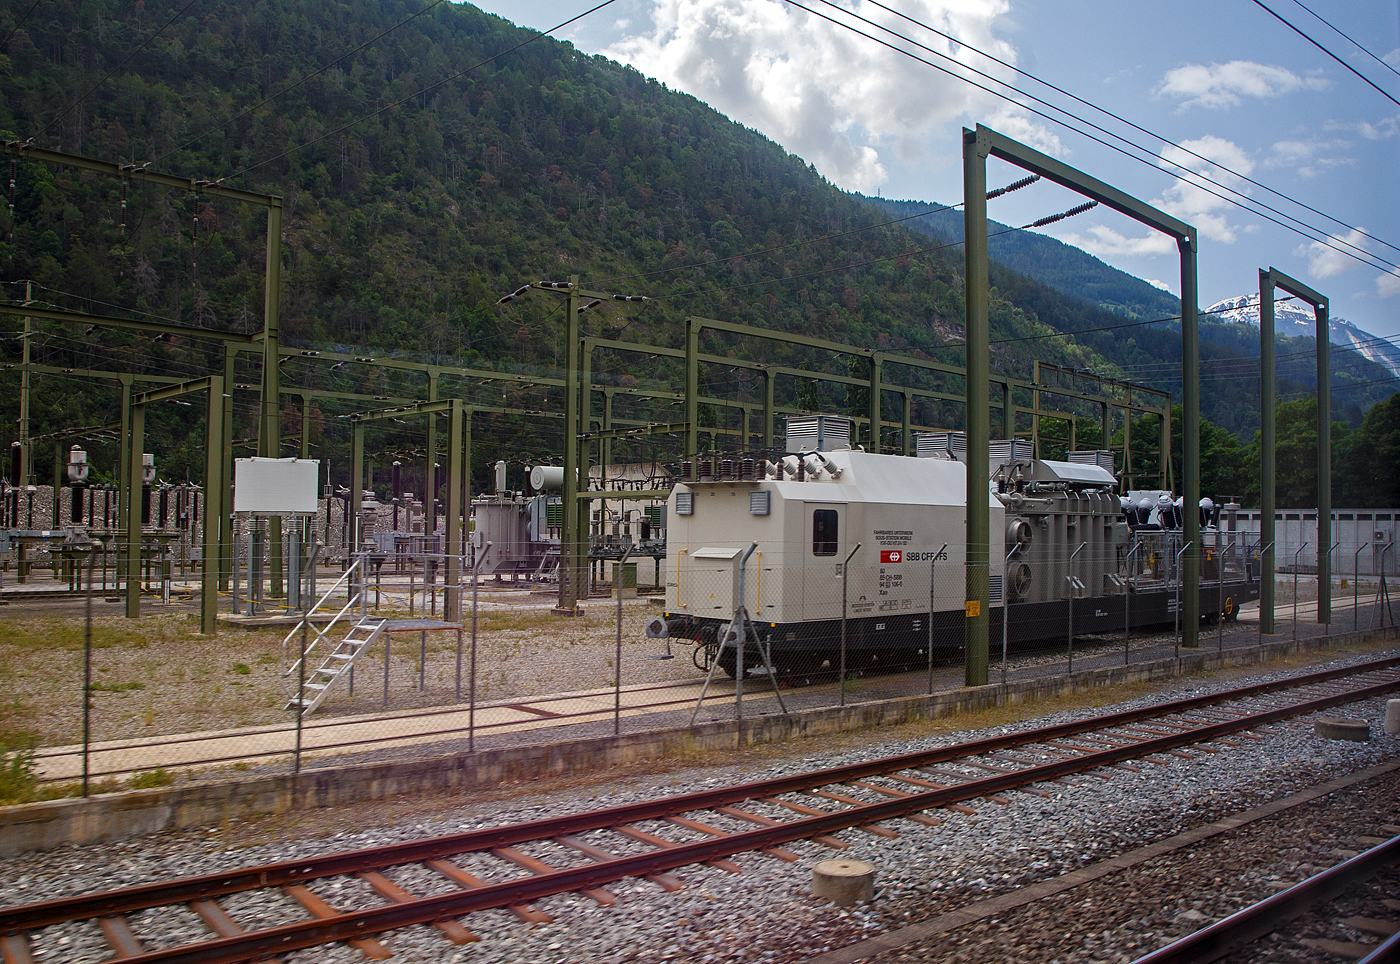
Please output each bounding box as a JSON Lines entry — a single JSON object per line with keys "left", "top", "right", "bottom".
{"left": 716, "top": 648, "right": 738, "bottom": 679}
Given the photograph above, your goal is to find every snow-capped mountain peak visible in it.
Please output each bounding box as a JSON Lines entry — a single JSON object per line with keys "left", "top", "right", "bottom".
{"left": 1205, "top": 295, "right": 1400, "bottom": 380}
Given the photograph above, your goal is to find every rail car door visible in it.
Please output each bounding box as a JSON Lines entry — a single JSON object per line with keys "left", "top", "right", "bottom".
{"left": 802, "top": 502, "right": 847, "bottom": 620}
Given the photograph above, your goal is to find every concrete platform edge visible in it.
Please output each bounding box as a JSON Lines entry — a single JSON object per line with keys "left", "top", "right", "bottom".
{"left": 1, "top": 628, "right": 1395, "bottom": 856}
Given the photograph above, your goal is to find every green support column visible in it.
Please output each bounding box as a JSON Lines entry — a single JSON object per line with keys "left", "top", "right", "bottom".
{"left": 1100, "top": 402, "right": 1110, "bottom": 450}
{"left": 463, "top": 407, "right": 473, "bottom": 539}
{"left": 261, "top": 199, "right": 284, "bottom": 598}
{"left": 763, "top": 367, "right": 774, "bottom": 449}
{"left": 300, "top": 393, "right": 311, "bottom": 459}
{"left": 558, "top": 276, "right": 582, "bottom": 614}
{"left": 1315, "top": 301, "right": 1330, "bottom": 624}
{"left": 1123, "top": 390, "right": 1133, "bottom": 492}
{"left": 603, "top": 390, "right": 614, "bottom": 471}
{"left": 1002, "top": 380, "right": 1013, "bottom": 440}
{"left": 220, "top": 349, "right": 236, "bottom": 590}
{"left": 1259, "top": 270, "right": 1276, "bottom": 635}
{"left": 961, "top": 127, "right": 991, "bottom": 687}
{"left": 18, "top": 284, "right": 32, "bottom": 512}
{"left": 869, "top": 353, "right": 882, "bottom": 454}
{"left": 1179, "top": 234, "right": 1201, "bottom": 649}
{"left": 685, "top": 317, "right": 699, "bottom": 462}
{"left": 124, "top": 402, "right": 145, "bottom": 619}
{"left": 444, "top": 400, "right": 463, "bottom": 621}
{"left": 902, "top": 392, "right": 913, "bottom": 456}
{"left": 350, "top": 421, "right": 364, "bottom": 554}
{"left": 201, "top": 377, "right": 225, "bottom": 634}
{"left": 115, "top": 377, "right": 131, "bottom": 589}
{"left": 426, "top": 370, "right": 439, "bottom": 537}
{"left": 1160, "top": 410, "right": 1171, "bottom": 491}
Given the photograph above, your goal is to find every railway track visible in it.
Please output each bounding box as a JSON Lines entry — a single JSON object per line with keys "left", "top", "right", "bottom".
{"left": 3, "top": 655, "right": 1399, "bottom": 964}
{"left": 1130, "top": 834, "right": 1400, "bottom": 963}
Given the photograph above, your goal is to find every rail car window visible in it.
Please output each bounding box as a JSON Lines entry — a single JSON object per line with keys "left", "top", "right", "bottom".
{"left": 812, "top": 509, "right": 839, "bottom": 556}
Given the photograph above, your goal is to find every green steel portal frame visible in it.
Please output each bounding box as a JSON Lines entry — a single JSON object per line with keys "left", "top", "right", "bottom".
{"left": 6, "top": 142, "right": 1188, "bottom": 673}
{"left": 122, "top": 376, "right": 226, "bottom": 634}
{"left": 1258, "top": 268, "right": 1330, "bottom": 634}
{"left": 963, "top": 124, "right": 1201, "bottom": 684}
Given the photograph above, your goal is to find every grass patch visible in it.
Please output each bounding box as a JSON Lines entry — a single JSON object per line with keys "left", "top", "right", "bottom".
{"left": 231, "top": 663, "right": 251, "bottom": 675}
{"left": 0, "top": 738, "right": 39, "bottom": 805}
{"left": 128, "top": 767, "right": 174, "bottom": 790}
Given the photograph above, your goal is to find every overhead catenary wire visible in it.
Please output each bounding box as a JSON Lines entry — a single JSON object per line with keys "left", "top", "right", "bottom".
{"left": 1290, "top": 0, "right": 1400, "bottom": 81}
{"left": 793, "top": 0, "right": 1400, "bottom": 274}
{"left": 1252, "top": 0, "right": 1400, "bottom": 109}
{"left": 858, "top": 0, "right": 1400, "bottom": 261}
{"left": 1, "top": 0, "right": 43, "bottom": 47}
{"left": 221, "top": 0, "right": 620, "bottom": 183}
{"left": 36, "top": 0, "right": 203, "bottom": 141}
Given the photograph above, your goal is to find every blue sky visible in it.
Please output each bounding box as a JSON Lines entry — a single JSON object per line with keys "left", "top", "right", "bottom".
{"left": 470, "top": 1, "right": 1400, "bottom": 345}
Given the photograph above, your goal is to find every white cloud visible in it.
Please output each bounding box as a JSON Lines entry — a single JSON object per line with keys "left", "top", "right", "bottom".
{"left": 1377, "top": 268, "right": 1400, "bottom": 299}
{"left": 1323, "top": 115, "right": 1398, "bottom": 140}
{"left": 1295, "top": 227, "right": 1369, "bottom": 279}
{"left": 1157, "top": 60, "right": 1329, "bottom": 109}
{"left": 1265, "top": 138, "right": 1353, "bottom": 178}
{"left": 602, "top": 0, "right": 1030, "bottom": 193}
{"left": 1151, "top": 135, "right": 1253, "bottom": 243}
{"left": 1054, "top": 224, "right": 1176, "bottom": 258}
{"left": 1146, "top": 278, "right": 1173, "bottom": 292}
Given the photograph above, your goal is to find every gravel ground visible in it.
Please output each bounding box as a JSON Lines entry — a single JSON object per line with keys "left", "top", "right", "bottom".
{"left": 0, "top": 593, "right": 687, "bottom": 749}
{"left": 2, "top": 647, "right": 1397, "bottom": 963}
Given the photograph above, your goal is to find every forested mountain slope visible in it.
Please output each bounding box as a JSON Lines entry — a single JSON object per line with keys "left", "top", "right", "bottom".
{"left": 0, "top": 0, "right": 1392, "bottom": 488}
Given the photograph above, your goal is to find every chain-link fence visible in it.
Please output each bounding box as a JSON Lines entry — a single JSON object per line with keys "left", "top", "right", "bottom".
{"left": 1, "top": 536, "right": 1395, "bottom": 803}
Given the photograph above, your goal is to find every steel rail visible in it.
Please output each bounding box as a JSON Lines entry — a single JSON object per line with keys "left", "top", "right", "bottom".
{"left": 1127, "top": 835, "right": 1400, "bottom": 964}
{"left": 6, "top": 656, "right": 1397, "bottom": 930}
{"left": 63, "top": 670, "right": 1400, "bottom": 964}
{"left": 3, "top": 658, "right": 1397, "bottom": 962}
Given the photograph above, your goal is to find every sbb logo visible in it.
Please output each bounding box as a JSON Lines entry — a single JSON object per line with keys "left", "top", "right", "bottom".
{"left": 880, "top": 550, "right": 902, "bottom": 564}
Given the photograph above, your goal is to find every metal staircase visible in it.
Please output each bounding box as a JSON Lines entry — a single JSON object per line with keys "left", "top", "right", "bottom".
{"left": 286, "top": 616, "right": 387, "bottom": 715}
{"left": 284, "top": 557, "right": 384, "bottom": 715}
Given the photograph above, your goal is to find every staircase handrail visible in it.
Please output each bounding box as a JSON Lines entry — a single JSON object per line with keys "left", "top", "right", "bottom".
{"left": 283, "top": 556, "right": 365, "bottom": 675}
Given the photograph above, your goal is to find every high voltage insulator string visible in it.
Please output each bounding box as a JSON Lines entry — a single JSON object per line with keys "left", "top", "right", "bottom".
{"left": 793, "top": 0, "right": 1399, "bottom": 272}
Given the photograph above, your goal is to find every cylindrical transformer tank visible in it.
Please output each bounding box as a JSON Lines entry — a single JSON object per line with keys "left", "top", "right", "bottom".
{"left": 529, "top": 465, "right": 564, "bottom": 491}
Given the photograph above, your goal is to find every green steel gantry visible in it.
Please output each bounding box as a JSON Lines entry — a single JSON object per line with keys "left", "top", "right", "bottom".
{"left": 1258, "top": 268, "right": 1330, "bottom": 635}
{"left": 963, "top": 124, "right": 1201, "bottom": 684}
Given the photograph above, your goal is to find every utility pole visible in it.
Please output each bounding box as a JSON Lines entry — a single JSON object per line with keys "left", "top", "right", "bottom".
{"left": 18, "top": 281, "right": 31, "bottom": 495}
{"left": 261, "top": 198, "right": 284, "bottom": 596}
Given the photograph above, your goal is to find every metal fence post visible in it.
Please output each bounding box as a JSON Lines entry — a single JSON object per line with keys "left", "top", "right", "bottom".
{"left": 1293, "top": 542, "right": 1308, "bottom": 649}
{"left": 1124, "top": 541, "right": 1140, "bottom": 666}
{"left": 839, "top": 543, "right": 862, "bottom": 707}
{"left": 1323, "top": 542, "right": 1339, "bottom": 638}
{"left": 1174, "top": 541, "right": 1192, "bottom": 665}
{"left": 615, "top": 546, "right": 632, "bottom": 736}
{"left": 1067, "top": 542, "right": 1085, "bottom": 673}
{"left": 1355, "top": 542, "right": 1370, "bottom": 633}
{"left": 929, "top": 543, "right": 947, "bottom": 693}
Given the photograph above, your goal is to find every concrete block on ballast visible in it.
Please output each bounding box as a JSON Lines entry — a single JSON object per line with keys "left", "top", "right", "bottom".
{"left": 1384, "top": 699, "right": 1400, "bottom": 736}
{"left": 1314, "top": 717, "right": 1370, "bottom": 741}
{"left": 812, "top": 859, "right": 876, "bottom": 906}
